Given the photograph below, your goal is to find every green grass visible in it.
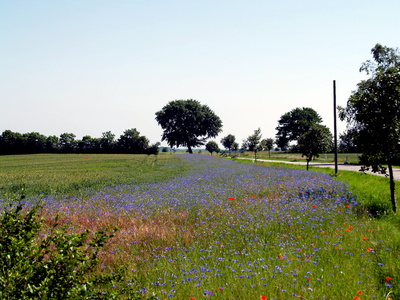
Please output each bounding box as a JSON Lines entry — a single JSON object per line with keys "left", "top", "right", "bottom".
{"left": 0, "top": 153, "right": 186, "bottom": 198}
{"left": 240, "top": 151, "right": 362, "bottom": 164}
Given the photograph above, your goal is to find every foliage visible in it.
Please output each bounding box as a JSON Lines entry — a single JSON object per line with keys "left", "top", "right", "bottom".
{"left": 339, "top": 43, "right": 400, "bottom": 213}
{"left": 205, "top": 140, "right": 220, "bottom": 155}
{"left": 298, "top": 124, "right": 333, "bottom": 170}
{"left": 99, "top": 131, "right": 115, "bottom": 152}
{"left": 0, "top": 129, "right": 158, "bottom": 155}
{"left": 220, "top": 134, "right": 236, "bottom": 154}
{"left": 244, "top": 128, "right": 262, "bottom": 160}
{"left": 116, "top": 128, "right": 160, "bottom": 154}
{"left": 275, "top": 107, "right": 324, "bottom": 150}
{"left": 0, "top": 192, "right": 115, "bottom": 299}
{"left": 260, "top": 138, "right": 274, "bottom": 157}
{"left": 338, "top": 128, "right": 360, "bottom": 153}
{"left": 155, "top": 99, "right": 222, "bottom": 153}
{"left": 59, "top": 133, "right": 77, "bottom": 153}
{"left": 0, "top": 130, "right": 25, "bottom": 155}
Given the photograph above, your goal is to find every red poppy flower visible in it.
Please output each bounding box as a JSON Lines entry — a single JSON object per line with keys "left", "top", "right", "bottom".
{"left": 386, "top": 277, "right": 392, "bottom": 281}
{"left": 260, "top": 296, "right": 267, "bottom": 300}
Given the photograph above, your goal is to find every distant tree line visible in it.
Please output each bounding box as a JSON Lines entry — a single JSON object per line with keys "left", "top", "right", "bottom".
{"left": 0, "top": 128, "right": 160, "bottom": 155}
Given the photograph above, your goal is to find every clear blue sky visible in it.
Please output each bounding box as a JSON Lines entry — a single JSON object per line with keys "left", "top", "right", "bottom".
{"left": 1, "top": 0, "right": 399, "bottom": 147}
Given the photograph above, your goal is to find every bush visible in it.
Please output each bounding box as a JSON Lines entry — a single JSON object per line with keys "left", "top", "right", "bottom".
{"left": 0, "top": 192, "right": 115, "bottom": 299}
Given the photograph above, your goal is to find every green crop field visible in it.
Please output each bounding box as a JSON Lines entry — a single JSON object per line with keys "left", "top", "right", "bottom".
{"left": 0, "top": 153, "right": 186, "bottom": 198}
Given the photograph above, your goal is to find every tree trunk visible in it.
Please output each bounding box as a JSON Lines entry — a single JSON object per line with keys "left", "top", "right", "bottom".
{"left": 388, "top": 163, "right": 397, "bottom": 213}
{"left": 187, "top": 145, "right": 193, "bottom": 154}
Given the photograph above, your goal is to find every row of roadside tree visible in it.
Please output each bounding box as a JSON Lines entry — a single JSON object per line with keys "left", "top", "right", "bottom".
{"left": 0, "top": 128, "right": 160, "bottom": 155}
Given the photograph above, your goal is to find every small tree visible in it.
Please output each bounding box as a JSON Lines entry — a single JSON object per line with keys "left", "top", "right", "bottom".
{"left": 298, "top": 124, "right": 333, "bottom": 170}
{"left": 246, "top": 128, "right": 262, "bottom": 161}
{"left": 155, "top": 99, "right": 222, "bottom": 154}
{"left": 232, "top": 142, "right": 239, "bottom": 152}
{"left": 117, "top": 128, "right": 149, "bottom": 154}
{"left": 59, "top": 133, "right": 76, "bottom": 153}
{"left": 339, "top": 43, "right": 400, "bottom": 213}
{"left": 221, "top": 134, "right": 236, "bottom": 154}
{"left": 205, "top": 141, "right": 220, "bottom": 155}
{"left": 100, "top": 131, "right": 116, "bottom": 152}
{"left": 261, "top": 138, "right": 274, "bottom": 157}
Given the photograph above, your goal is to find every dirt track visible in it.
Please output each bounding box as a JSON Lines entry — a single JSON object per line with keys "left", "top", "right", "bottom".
{"left": 243, "top": 158, "right": 400, "bottom": 181}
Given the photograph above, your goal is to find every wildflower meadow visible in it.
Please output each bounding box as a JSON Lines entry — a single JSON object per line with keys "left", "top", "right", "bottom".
{"left": 1, "top": 154, "right": 398, "bottom": 299}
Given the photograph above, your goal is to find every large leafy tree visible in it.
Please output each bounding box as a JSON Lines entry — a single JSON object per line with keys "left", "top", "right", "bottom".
{"left": 276, "top": 107, "right": 323, "bottom": 150}
{"left": 298, "top": 124, "right": 333, "bottom": 170}
{"left": 155, "top": 99, "right": 222, "bottom": 153}
{"left": 339, "top": 43, "right": 400, "bottom": 213}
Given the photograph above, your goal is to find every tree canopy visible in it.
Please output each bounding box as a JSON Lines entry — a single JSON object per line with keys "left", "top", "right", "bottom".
{"left": 155, "top": 99, "right": 222, "bottom": 153}
{"left": 275, "top": 107, "right": 323, "bottom": 150}
{"left": 261, "top": 138, "right": 275, "bottom": 157}
{"left": 244, "top": 128, "right": 262, "bottom": 160}
{"left": 298, "top": 124, "right": 333, "bottom": 170}
{"left": 0, "top": 129, "right": 158, "bottom": 155}
{"left": 221, "top": 134, "right": 236, "bottom": 154}
{"left": 205, "top": 141, "right": 220, "bottom": 155}
{"left": 339, "top": 43, "right": 400, "bottom": 213}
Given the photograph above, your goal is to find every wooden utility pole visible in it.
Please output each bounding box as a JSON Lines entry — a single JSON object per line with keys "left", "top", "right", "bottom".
{"left": 333, "top": 80, "right": 338, "bottom": 175}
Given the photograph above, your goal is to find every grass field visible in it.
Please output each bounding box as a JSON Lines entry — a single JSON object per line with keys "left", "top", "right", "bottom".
{"left": 1, "top": 154, "right": 399, "bottom": 299}
{"left": 238, "top": 151, "right": 362, "bottom": 164}
{"left": 0, "top": 154, "right": 185, "bottom": 198}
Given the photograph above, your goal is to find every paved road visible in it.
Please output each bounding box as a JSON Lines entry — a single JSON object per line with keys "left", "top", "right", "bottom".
{"left": 240, "top": 158, "right": 400, "bottom": 181}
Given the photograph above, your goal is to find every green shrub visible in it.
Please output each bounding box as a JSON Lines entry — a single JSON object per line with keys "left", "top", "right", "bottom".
{"left": 0, "top": 192, "right": 115, "bottom": 299}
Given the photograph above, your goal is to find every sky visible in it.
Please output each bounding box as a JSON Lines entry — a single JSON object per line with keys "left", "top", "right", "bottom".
{"left": 2, "top": 0, "right": 400, "bottom": 148}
